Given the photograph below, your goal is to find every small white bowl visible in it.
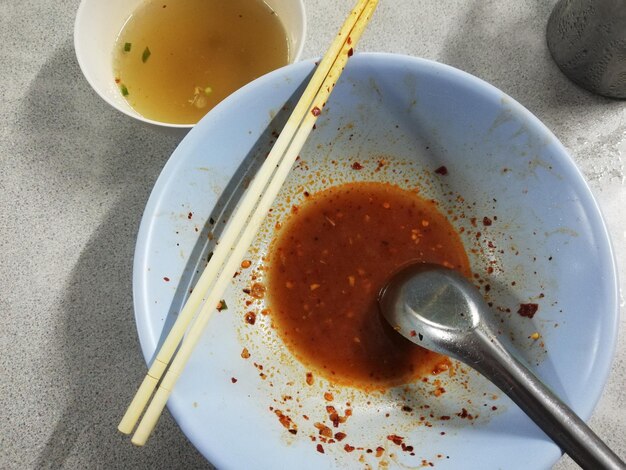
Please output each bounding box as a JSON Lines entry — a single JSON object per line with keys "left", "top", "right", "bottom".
{"left": 74, "top": 0, "right": 306, "bottom": 130}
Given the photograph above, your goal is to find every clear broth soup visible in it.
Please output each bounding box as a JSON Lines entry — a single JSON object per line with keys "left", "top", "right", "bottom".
{"left": 113, "top": 0, "right": 290, "bottom": 124}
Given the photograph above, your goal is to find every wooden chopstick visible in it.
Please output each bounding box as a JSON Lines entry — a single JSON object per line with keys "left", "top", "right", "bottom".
{"left": 121, "top": 0, "right": 379, "bottom": 446}
{"left": 117, "top": 0, "right": 373, "bottom": 437}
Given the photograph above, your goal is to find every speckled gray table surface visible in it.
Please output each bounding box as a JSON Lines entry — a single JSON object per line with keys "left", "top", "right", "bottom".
{"left": 0, "top": 0, "right": 624, "bottom": 469}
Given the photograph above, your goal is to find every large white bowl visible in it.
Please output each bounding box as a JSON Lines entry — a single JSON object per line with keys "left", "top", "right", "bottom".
{"left": 133, "top": 53, "right": 618, "bottom": 469}
{"left": 74, "top": 0, "right": 306, "bottom": 130}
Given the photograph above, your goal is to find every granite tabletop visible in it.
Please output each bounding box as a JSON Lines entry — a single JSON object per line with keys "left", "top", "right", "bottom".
{"left": 0, "top": 0, "right": 624, "bottom": 468}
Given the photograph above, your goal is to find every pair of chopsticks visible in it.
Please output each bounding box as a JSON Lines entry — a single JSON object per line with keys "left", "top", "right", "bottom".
{"left": 119, "top": 0, "right": 379, "bottom": 446}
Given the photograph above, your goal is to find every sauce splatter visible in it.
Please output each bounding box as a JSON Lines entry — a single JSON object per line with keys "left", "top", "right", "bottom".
{"left": 267, "top": 182, "right": 470, "bottom": 389}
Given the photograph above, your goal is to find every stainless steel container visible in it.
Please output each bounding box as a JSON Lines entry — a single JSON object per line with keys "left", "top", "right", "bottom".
{"left": 547, "top": 0, "right": 626, "bottom": 99}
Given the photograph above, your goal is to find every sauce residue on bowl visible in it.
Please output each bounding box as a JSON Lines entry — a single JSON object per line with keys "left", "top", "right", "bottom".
{"left": 267, "top": 182, "right": 471, "bottom": 390}
{"left": 113, "top": 0, "right": 289, "bottom": 124}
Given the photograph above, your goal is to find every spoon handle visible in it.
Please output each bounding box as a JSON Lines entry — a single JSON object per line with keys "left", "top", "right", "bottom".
{"left": 471, "top": 329, "right": 625, "bottom": 470}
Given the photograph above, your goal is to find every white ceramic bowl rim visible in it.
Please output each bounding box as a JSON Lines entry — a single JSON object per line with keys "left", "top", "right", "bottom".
{"left": 73, "top": 0, "right": 307, "bottom": 129}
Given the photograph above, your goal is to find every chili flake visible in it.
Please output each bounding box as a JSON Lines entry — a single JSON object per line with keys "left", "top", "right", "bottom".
{"left": 518, "top": 303, "right": 539, "bottom": 318}
{"left": 244, "top": 311, "right": 256, "bottom": 325}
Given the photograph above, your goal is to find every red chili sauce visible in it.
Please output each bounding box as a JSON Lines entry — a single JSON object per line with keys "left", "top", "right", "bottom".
{"left": 267, "top": 182, "right": 471, "bottom": 390}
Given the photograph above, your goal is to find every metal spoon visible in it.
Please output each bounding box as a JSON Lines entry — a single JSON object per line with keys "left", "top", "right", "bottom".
{"left": 378, "top": 263, "right": 625, "bottom": 470}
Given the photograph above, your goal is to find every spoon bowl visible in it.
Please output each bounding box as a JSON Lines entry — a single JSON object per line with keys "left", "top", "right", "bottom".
{"left": 378, "top": 263, "right": 482, "bottom": 358}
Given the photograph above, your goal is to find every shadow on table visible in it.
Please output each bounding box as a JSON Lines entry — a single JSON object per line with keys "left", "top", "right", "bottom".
{"left": 22, "top": 39, "right": 211, "bottom": 469}
{"left": 27, "top": 33, "right": 303, "bottom": 469}
{"left": 436, "top": 0, "right": 623, "bottom": 126}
